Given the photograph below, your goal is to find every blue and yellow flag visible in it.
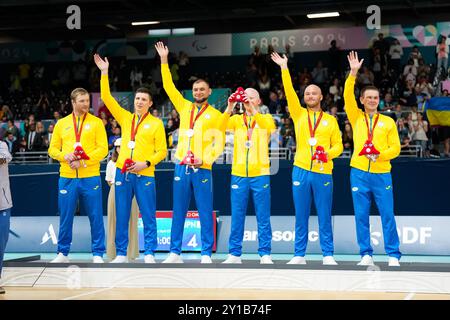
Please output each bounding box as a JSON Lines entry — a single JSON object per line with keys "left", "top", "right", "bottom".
{"left": 425, "top": 97, "right": 450, "bottom": 126}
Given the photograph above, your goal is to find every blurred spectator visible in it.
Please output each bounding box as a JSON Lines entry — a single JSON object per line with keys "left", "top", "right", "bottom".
{"left": 397, "top": 118, "right": 410, "bottom": 142}
{"left": 389, "top": 39, "right": 403, "bottom": 76}
{"left": 328, "top": 40, "right": 342, "bottom": 77}
{"left": 108, "top": 126, "right": 121, "bottom": 150}
{"left": 311, "top": 60, "right": 328, "bottom": 89}
{"left": 42, "top": 122, "right": 54, "bottom": 149}
{"left": 436, "top": 35, "right": 449, "bottom": 79}
{"left": 5, "top": 120, "right": 19, "bottom": 140}
{"left": 342, "top": 123, "right": 354, "bottom": 152}
{"left": 0, "top": 105, "right": 13, "bottom": 121}
{"left": 412, "top": 112, "right": 428, "bottom": 155}
{"left": 329, "top": 78, "right": 343, "bottom": 103}
{"left": 130, "top": 66, "right": 143, "bottom": 91}
{"left": 25, "top": 123, "right": 43, "bottom": 151}
{"left": 3, "top": 132, "right": 19, "bottom": 154}
{"left": 409, "top": 46, "right": 423, "bottom": 67}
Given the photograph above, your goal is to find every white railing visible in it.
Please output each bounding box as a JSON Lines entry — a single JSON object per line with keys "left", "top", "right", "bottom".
{"left": 11, "top": 151, "right": 52, "bottom": 164}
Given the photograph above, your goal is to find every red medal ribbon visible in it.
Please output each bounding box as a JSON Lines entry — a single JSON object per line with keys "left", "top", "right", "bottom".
{"left": 307, "top": 110, "right": 323, "bottom": 140}
{"left": 243, "top": 113, "right": 256, "bottom": 141}
{"left": 364, "top": 113, "right": 380, "bottom": 142}
{"left": 72, "top": 113, "right": 87, "bottom": 143}
{"left": 189, "top": 103, "right": 209, "bottom": 130}
{"left": 130, "top": 112, "right": 149, "bottom": 142}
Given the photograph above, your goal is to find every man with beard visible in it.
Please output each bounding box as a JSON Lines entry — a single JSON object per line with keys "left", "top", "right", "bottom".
{"left": 272, "top": 52, "right": 343, "bottom": 265}
{"left": 155, "top": 41, "right": 225, "bottom": 263}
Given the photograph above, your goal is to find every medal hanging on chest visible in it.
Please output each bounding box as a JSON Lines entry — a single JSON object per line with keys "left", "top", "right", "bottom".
{"left": 72, "top": 113, "right": 89, "bottom": 167}
{"left": 358, "top": 113, "right": 380, "bottom": 162}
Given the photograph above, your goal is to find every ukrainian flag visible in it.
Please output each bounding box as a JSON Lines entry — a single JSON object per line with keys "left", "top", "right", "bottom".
{"left": 425, "top": 97, "right": 450, "bottom": 126}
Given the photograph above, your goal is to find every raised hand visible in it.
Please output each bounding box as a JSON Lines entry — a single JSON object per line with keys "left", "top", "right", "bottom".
{"left": 155, "top": 41, "right": 169, "bottom": 64}
{"left": 347, "top": 51, "right": 364, "bottom": 76}
{"left": 271, "top": 52, "right": 288, "bottom": 69}
{"left": 226, "top": 93, "right": 237, "bottom": 114}
{"left": 94, "top": 54, "right": 109, "bottom": 74}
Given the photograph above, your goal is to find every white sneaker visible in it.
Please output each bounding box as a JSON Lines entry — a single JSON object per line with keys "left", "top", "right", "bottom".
{"left": 201, "top": 255, "right": 213, "bottom": 264}
{"left": 111, "top": 255, "right": 128, "bottom": 263}
{"left": 388, "top": 257, "right": 400, "bottom": 267}
{"left": 222, "top": 254, "right": 242, "bottom": 264}
{"left": 287, "top": 256, "right": 306, "bottom": 265}
{"left": 260, "top": 255, "right": 274, "bottom": 264}
{"left": 323, "top": 256, "right": 338, "bottom": 265}
{"left": 92, "top": 256, "right": 104, "bottom": 263}
{"left": 162, "top": 253, "right": 183, "bottom": 263}
{"left": 50, "top": 253, "right": 69, "bottom": 263}
{"left": 357, "top": 255, "right": 374, "bottom": 266}
{"left": 144, "top": 254, "right": 156, "bottom": 264}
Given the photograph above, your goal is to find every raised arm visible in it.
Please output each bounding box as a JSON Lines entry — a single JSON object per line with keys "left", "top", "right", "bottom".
{"left": 344, "top": 51, "right": 364, "bottom": 126}
{"left": 271, "top": 52, "right": 304, "bottom": 121}
{"left": 94, "top": 54, "right": 129, "bottom": 125}
{"left": 155, "top": 41, "right": 188, "bottom": 113}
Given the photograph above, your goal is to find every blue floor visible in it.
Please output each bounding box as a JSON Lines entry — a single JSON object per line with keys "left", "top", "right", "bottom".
{"left": 5, "top": 252, "right": 450, "bottom": 263}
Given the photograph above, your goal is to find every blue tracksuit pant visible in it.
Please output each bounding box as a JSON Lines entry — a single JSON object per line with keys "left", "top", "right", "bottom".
{"left": 171, "top": 164, "right": 214, "bottom": 256}
{"left": 115, "top": 168, "right": 156, "bottom": 256}
{"left": 0, "top": 208, "right": 11, "bottom": 276}
{"left": 57, "top": 176, "right": 105, "bottom": 256}
{"left": 350, "top": 168, "right": 401, "bottom": 259}
{"left": 292, "top": 166, "right": 334, "bottom": 257}
{"left": 229, "top": 175, "right": 272, "bottom": 257}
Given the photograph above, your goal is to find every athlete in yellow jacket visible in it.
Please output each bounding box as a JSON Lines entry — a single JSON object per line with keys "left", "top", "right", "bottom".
{"left": 220, "top": 88, "right": 276, "bottom": 264}
{"left": 155, "top": 41, "right": 225, "bottom": 264}
{"left": 344, "top": 51, "right": 401, "bottom": 267}
{"left": 272, "top": 52, "right": 343, "bottom": 265}
{"left": 95, "top": 54, "right": 167, "bottom": 263}
{"left": 48, "top": 88, "right": 108, "bottom": 263}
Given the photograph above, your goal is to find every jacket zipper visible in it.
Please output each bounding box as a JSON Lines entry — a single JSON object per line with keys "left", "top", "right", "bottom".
{"left": 309, "top": 112, "right": 316, "bottom": 171}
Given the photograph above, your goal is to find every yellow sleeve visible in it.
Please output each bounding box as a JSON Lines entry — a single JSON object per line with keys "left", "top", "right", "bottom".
{"left": 254, "top": 113, "right": 276, "bottom": 132}
{"left": 48, "top": 121, "right": 65, "bottom": 162}
{"left": 100, "top": 74, "right": 130, "bottom": 125}
{"left": 343, "top": 75, "right": 362, "bottom": 126}
{"left": 327, "top": 118, "right": 344, "bottom": 160}
{"left": 219, "top": 112, "right": 232, "bottom": 132}
{"left": 161, "top": 63, "right": 189, "bottom": 113}
{"left": 149, "top": 120, "right": 168, "bottom": 166}
{"left": 281, "top": 68, "right": 304, "bottom": 121}
{"left": 378, "top": 120, "right": 401, "bottom": 161}
{"left": 85, "top": 119, "right": 108, "bottom": 164}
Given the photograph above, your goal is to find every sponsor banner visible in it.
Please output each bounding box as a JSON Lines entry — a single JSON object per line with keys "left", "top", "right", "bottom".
{"left": 168, "top": 34, "right": 232, "bottom": 57}
{"left": 7, "top": 215, "right": 450, "bottom": 255}
{"left": 7, "top": 211, "right": 217, "bottom": 253}
{"left": 217, "top": 216, "right": 450, "bottom": 255}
